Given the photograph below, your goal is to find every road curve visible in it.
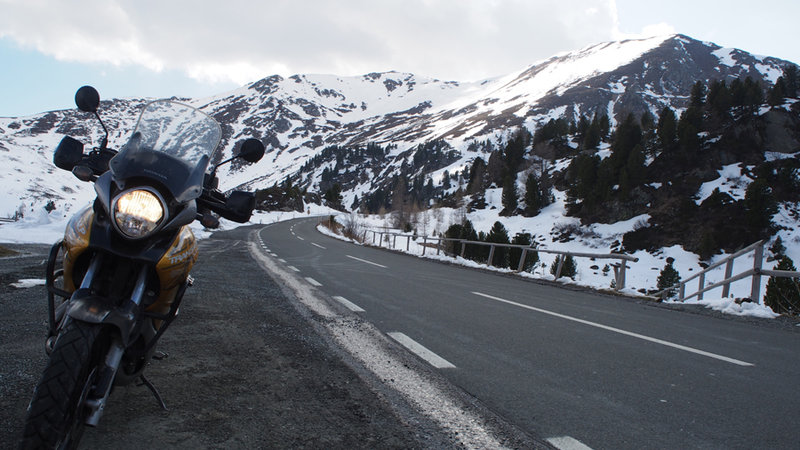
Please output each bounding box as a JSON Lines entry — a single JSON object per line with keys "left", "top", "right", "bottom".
{"left": 259, "top": 217, "right": 800, "bottom": 449}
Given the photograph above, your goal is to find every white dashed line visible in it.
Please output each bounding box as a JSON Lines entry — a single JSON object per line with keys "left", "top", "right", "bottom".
{"left": 305, "top": 277, "right": 322, "bottom": 287}
{"left": 287, "top": 266, "right": 300, "bottom": 272}
{"left": 547, "top": 436, "right": 594, "bottom": 450}
{"left": 311, "top": 242, "right": 326, "bottom": 249}
{"left": 388, "top": 332, "right": 456, "bottom": 369}
{"left": 333, "top": 296, "right": 365, "bottom": 312}
{"left": 346, "top": 255, "right": 388, "bottom": 269}
{"left": 472, "top": 291, "right": 754, "bottom": 367}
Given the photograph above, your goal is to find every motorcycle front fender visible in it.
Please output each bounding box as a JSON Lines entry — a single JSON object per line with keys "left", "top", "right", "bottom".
{"left": 66, "top": 289, "right": 139, "bottom": 347}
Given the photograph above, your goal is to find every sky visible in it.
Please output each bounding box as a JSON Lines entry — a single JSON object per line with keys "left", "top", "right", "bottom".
{"left": 1, "top": 0, "right": 798, "bottom": 117}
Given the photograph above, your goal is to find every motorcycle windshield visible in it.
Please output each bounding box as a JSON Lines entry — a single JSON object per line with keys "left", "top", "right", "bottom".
{"left": 109, "top": 100, "right": 222, "bottom": 202}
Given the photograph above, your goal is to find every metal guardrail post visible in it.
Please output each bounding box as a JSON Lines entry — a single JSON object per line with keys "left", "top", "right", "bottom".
{"left": 406, "top": 236, "right": 411, "bottom": 252}
{"left": 618, "top": 262, "right": 627, "bottom": 291}
{"left": 460, "top": 241, "right": 466, "bottom": 258}
{"left": 422, "top": 237, "right": 427, "bottom": 255}
{"left": 679, "top": 282, "right": 686, "bottom": 301}
{"left": 750, "top": 242, "right": 764, "bottom": 302}
{"left": 488, "top": 245, "right": 496, "bottom": 267}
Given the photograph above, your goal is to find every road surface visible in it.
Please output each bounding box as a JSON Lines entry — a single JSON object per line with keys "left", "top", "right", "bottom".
{"left": 258, "top": 217, "right": 800, "bottom": 449}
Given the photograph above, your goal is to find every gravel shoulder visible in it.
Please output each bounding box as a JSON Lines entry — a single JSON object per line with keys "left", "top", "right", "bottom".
{"left": 1, "top": 227, "right": 543, "bottom": 449}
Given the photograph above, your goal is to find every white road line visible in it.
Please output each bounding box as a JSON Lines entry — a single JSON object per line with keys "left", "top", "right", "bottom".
{"left": 296, "top": 236, "right": 305, "bottom": 241}
{"left": 547, "top": 436, "right": 594, "bottom": 450}
{"left": 311, "top": 242, "right": 326, "bottom": 249}
{"left": 346, "top": 255, "right": 388, "bottom": 269}
{"left": 472, "top": 291, "right": 754, "bottom": 367}
{"left": 287, "top": 266, "right": 300, "bottom": 272}
{"left": 305, "top": 277, "right": 322, "bottom": 287}
{"left": 278, "top": 258, "right": 287, "bottom": 263}
{"left": 388, "top": 332, "right": 456, "bottom": 369}
{"left": 333, "top": 296, "right": 365, "bottom": 312}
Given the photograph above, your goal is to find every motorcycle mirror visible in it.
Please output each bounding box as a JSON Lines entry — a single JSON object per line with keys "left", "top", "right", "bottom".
{"left": 237, "top": 138, "right": 265, "bottom": 163}
{"left": 75, "top": 86, "right": 100, "bottom": 113}
{"left": 53, "top": 136, "right": 85, "bottom": 171}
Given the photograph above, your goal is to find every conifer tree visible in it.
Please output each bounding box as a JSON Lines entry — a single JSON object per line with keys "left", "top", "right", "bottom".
{"left": 657, "top": 257, "right": 681, "bottom": 298}
{"left": 764, "top": 256, "right": 800, "bottom": 315}
{"left": 486, "top": 221, "right": 511, "bottom": 268}
{"left": 783, "top": 65, "right": 798, "bottom": 98}
{"left": 768, "top": 77, "right": 787, "bottom": 106}
{"left": 524, "top": 173, "right": 543, "bottom": 216}
{"left": 744, "top": 178, "right": 778, "bottom": 235}
{"left": 509, "top": 232, "right": 538, "bottom": 271}
{"left": 550, "top": 254, "right": 577, "bottom": 280}
{"left": 501, "top": 176, "right": 518, "bottom": 216}
{"left": 657, "top": 106, "right": 678, "bottom": 153}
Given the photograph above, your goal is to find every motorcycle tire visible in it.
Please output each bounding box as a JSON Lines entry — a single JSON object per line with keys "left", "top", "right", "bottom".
{"left": 20, "top": 321, "right": 107, "bottom": 450}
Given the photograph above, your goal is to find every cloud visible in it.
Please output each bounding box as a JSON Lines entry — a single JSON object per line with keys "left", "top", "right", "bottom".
{"left": 0, "top": 0, "right": 623, "bottom": 85}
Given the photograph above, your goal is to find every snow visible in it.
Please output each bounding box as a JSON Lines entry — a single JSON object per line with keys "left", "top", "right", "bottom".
{"left": 712, "top": 48, "right": 738, "bottom": 67}
{"left": 694, "top": 163, "right": 752, "bottom": 205}
{"left": 10, "top": 278, "right": 46, "bottom": 288}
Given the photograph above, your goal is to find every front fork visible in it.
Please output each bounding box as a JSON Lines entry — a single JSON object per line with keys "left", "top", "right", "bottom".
{"left": 54, "top": 252, "right": 152, "bottom": 426}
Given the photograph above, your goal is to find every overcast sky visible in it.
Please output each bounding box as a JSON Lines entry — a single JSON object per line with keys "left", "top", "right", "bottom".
{"left": 1, "top": 0, "right": 798, "bottom": 116}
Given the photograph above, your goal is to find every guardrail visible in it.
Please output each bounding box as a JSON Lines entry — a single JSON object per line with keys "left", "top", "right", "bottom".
{"left": 652, "top": 240, "right": 800, "bottom": 303}
{"left": 365, "top": 230, "right": 638, "bottom": 291}
{"left": 0, "top": 217, "right": 16, "bottom": 223}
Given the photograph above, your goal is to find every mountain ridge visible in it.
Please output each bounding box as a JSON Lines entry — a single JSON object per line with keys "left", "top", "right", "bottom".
{"left": 1, "top": 34, "right": 797, "bottom": 267}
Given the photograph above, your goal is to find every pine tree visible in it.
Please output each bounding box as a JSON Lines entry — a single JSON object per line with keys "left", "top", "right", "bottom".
{"left": 784, "top": 65, "right": 798, "bottom": 98}
{"left": 501, "top": 176, "right": 518, "bottom": 216}
{"left": 744, "top": 178, "right": 778, "bottom": 235}
{"left": 763, "top": 256, "right": 800, "bottom": 315}
{"left": 486, "top": 221, "right": 511, "bottom": 268}
{"left": 467, "top": 157, "right": 487, "bottom": 194}
{"left": 550, "top": 254, "right": 577, "bottom": 280}
{"left": 768, "top": 77, "right": 787, "bottom": 106}
{"left": 770, "top": 236, "right": 786, "bottom": 260}
{"left": 509, "top": 232, "right": 538, "bottom": 271}
{"left": 657, "top": 258, "right": 681, "bottom": 298}
{"left": 657, "top": 106, "right": 678, "bottom": 153}
{"left": 690, "top": 80, "right": 707, "bottom": 107}
{"left": 524, "top": 173, "right": 542, "bottom": 216}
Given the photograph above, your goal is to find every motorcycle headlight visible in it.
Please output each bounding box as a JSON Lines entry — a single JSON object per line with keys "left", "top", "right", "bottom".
{"left": 112, "top": 188, "right": 166, "bottom": 239}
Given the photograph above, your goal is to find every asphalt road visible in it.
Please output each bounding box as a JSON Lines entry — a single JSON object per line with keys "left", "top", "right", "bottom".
{"left": 3, "top": 229, "right": 543, "bottom": 449}
{"left": 258, "top": 217, "right": 800, "bottom": 449}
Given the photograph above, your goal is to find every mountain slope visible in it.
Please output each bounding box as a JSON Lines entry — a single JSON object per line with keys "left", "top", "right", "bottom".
{"left": 0, "top": 34, "right": 796, "bottom": 259}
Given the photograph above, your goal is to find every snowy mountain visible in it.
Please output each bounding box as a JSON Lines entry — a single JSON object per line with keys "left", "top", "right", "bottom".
{"left": 1, "top": 34, "right": 797, "bottom": 270}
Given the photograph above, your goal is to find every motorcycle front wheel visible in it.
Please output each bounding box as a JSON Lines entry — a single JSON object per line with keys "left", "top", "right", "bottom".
{"left": 20, "top": 321, "right": 108, "bottom": 450}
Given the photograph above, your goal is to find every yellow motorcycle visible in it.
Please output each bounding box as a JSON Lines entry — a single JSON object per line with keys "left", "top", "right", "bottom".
{"left": 21, "top": 86, "right": 264, "bottom": 449}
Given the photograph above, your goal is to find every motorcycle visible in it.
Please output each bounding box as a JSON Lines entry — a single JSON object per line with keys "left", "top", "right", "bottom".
{"left": 20, "top": 86, "right": 264, "bottom": 449}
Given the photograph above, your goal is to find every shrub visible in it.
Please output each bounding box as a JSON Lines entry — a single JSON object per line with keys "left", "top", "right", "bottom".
{"left": 657, "top": 257, "right": 681, "bottom": 298}
{"left": 764, "top": 256, "right": 800, "bottom": 315}
{"left": 509, "top": 232, "right": 538, "bottom": 271}
{"left": 550, "top": 254, "right": 577, "bottom": 279}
